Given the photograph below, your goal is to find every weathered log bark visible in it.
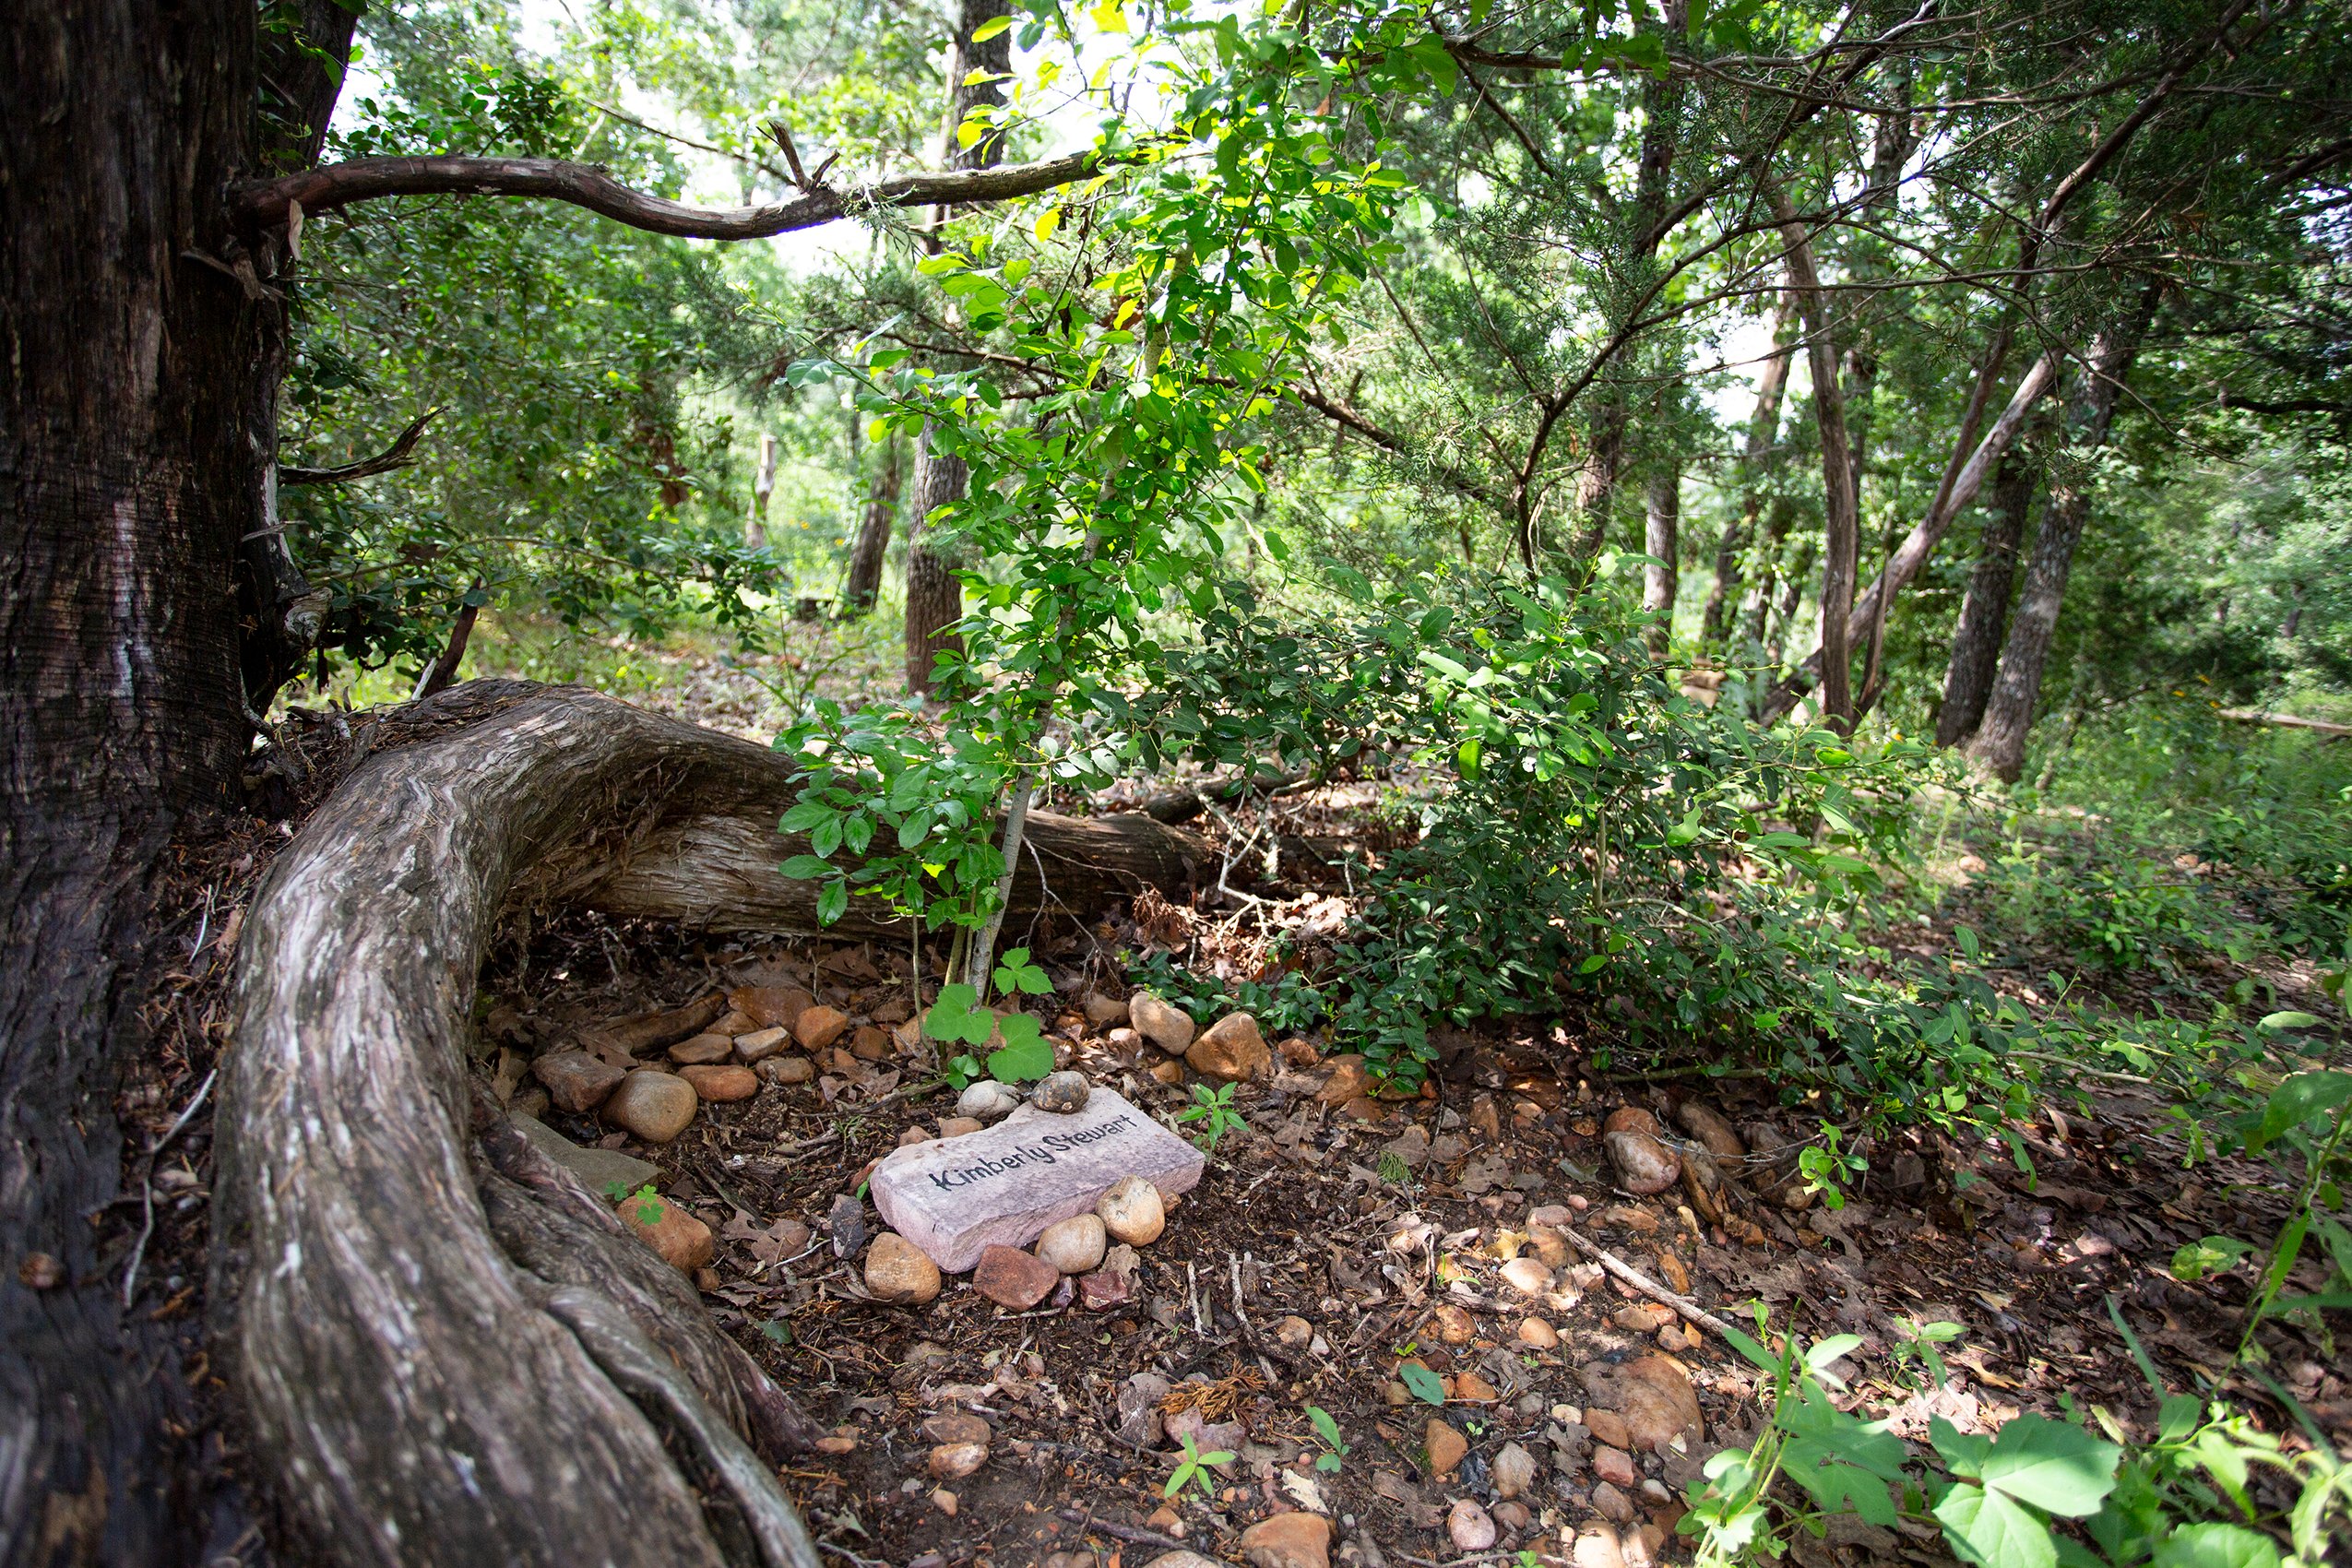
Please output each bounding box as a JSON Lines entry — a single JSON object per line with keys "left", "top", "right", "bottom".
{"left": 213, "top": 682, "right": 1204, "bottom": 1565}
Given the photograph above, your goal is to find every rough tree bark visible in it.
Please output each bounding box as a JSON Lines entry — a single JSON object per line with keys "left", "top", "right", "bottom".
{"left": 903, "top": 0, "right": 1013, "bottom": 693}
{"left": 841, "top": 430, "right": 902, "bottom": 615}
{"left": 1933, "top": 417, "right": 2049, "bottom": 746}
{"left": 0, "top": 0, "right": 355, "bottom": 1558}
{"left": 213, "top": 682, "right": 1206, "bottom": 1566}
{"left": 1967, "top": 286, "right": 2159, "bottom": 781}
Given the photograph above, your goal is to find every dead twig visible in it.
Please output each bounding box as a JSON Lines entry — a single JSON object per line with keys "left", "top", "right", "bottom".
{"left": 1559, "top": 1225, "right": 1740, "bottom": 1339}
{"left": 1057, "top": 1509, "right": 1193, "bottom": 1553}
{"left": 121, "top": 1067, "right": 219, "bottom": 1310}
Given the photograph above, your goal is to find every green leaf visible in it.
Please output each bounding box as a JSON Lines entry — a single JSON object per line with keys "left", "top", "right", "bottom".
{"left": 1402, "top": 1364, "right": 1446, "bottom": 1406}
{"left": 2152, "top": 1524, "right": 2281, "bottom": 1568}
{"left": 1977, "top": 1416, "right": 2120, "bottom": 1517}
{"left": 987, "top": 1014, "right": 1055, "bottom": 1082}
{"left": 781, "top": 802, "right": 832, "bottom": 832}
{"left": 968, "top": 12, "right": 1013, "bottom": 40}
{"left": 2243, "top": 1071, "right": 2352, "bottom": 1156}
{"left": 816, "top": 880, "right": 849, "bottom": 924}
{"left": 1307, "top": 1405, "right": 1347, "bottom": 1453}
{"left": 780, "top": 854, "right": 833, "bottom": 879}
{"left": 2257, "top": 1011, "right": 2322, "bottom": 1032}
{"left": 1936, "top": 1483, "right": 2056, "bottom": 1568}
{"left": 2171, "top": 1235, "right": 2254, "bottom": 1282}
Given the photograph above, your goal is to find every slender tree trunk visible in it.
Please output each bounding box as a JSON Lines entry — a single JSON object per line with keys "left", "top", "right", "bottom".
{"left": 1967, "top": 285, "right": 2159, "bottom": 781}
{"left": 901, "top": 0, "right": 1010, "bottom": 693}
{"left": 1702, "top": 304, "right": 1794, "bottom": 653}
{"left": 1934, "top": 416, "right": 2049, "bottom": 745}
{"left": 1643, "top": 469, "right": 1681, "bottom": 659}
{"left": 0, "top": 0, "right": 354, "bottom": 1557}
{"left": 1764, "top": 180, "right": 1859, "bottom": 732}
{"left": 1566, "top": 0, "right": 1684, "bottom": 562}
{"left": 841, "top": 430, "right": 902, "bottom": 615}
{"left": 903, "top": 427, "right": 970, "bottom": 693}
{"left": 747, "top": 433, "right": 775, "bottom": 549}
{"left": 1736, "top": 495, "right": 1800, "bottom": 650}
{"left": 1767, "top": 539, "right": 1816, "bottom": 669}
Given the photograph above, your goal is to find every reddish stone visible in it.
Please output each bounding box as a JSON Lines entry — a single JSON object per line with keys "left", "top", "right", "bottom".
{"left": 729, "top": 985, "right": 814, "bottom": 1030}
{"left": 970, "top": 1244, "right": 1059, "bottom": 1310}
{"left": 680, "top": 1064, "right": 758, "bottom": 1101}
{"left": 1078, "top": 1266, "right": 1133, "bottom": 1312}
{"left": 532, "top": 1050, "right": 624, "bottom": 1112}
{"left": 794, "top": 1004, "right": 851, "bottom": 1051}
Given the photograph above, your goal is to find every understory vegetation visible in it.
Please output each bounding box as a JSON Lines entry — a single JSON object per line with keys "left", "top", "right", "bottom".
{"left": 267, "top": 0, "right": 2352, "bottom": 1560}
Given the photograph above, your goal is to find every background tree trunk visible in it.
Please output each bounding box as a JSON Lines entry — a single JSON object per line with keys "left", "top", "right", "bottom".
{"left": 1765, "top": 187, "right": 1860, "bottom": 733}
{"left": 748, "top": 433, "right": 776, "bottom": 550}
{"left": 902, "top": 427, "right": 971, "bottom": 694}
{"left": 1643, "top": 469, "right": 1681, "bottom": 658}
{"left": 1565, "top": 0, "right": 1684, "bottom": 563}
{"left": 214, "top": 682, "right": 1205, "bottom": 1566}
{"left": 840, "top": 430, "right": 901, "bottom": 615}
{"left": 1967, "top": 286, "right": 2159, "bottom": 781}
{"left": 1702, "top": 303, "right": 1793, "bottom": 654}
{"left": 1934, "top": 418, "right": 2049, "bottom": 745}
{"left": 901, "top": 0, "right": 1011, "bottom": 693}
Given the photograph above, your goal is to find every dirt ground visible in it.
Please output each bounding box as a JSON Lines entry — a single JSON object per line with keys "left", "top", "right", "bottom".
{"left": 108, "top": 703, "right": 2347, "bottom": 1568}
{"left": 463, "top": 901, "right": 2349, "bottom": 1568}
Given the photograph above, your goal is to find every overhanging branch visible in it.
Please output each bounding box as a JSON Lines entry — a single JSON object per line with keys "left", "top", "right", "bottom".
{"left": 279, "top": 408, "right": 441, "bottom": 486}
{"left": 231, "top": 150, "right": 1105, "bottom": 240}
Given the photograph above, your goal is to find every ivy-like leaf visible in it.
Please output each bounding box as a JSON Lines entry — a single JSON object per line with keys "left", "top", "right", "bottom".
{"left": 986, "top": 1013, "right": 1055, "bottom": 1082}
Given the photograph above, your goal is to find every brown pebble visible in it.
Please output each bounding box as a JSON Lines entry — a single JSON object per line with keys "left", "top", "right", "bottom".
{"left": 679, "top": 1064, "right": 758, "bottom": 1102}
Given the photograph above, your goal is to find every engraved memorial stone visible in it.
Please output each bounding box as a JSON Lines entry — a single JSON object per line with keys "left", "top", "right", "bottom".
{"left": 868, "top": 1088, "right": 1203, "bottom": 1271}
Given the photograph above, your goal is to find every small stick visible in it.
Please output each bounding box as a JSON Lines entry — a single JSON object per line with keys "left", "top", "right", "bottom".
{"left": 1560, "top": 1225, "right": 1739, "bottom": 1338}
{"left": 122, "top": 1067, "right": 220, "bottom": 1310}
{"left": 1057, "top": 1509, "right": 1191, "bottom": 1553}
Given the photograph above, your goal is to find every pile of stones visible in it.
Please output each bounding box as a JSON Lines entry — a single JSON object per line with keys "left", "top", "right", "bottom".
{"left": 856, "top": 1066, "right": 1206, "bottom": 1312}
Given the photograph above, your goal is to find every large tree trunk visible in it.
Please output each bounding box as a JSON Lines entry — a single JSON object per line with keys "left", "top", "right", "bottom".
{"left": 901, "top": 0, "right": 1011, "bottom": 693}
{"left": 840, "top": 430, "right": 901, "bottom": 615}
{"left": 1933, "top": 419, "right": 2049, "bottom": 746}
{"left": 213, "top": 681, "right": 1206, "bottom": 1566}
{"left": 1967, "top": 287, "right": 2159, "bottom": 781}
{"left": 0, "top": 0, "right": 347, "bottom": 1557}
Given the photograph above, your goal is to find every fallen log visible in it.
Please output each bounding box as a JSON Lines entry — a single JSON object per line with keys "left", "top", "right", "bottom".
{"left": 2217, "top": 707, "right": 2351, "bottom": 740}
{"left": 213, "top": 681, "right": 1206, "bottom": 1566}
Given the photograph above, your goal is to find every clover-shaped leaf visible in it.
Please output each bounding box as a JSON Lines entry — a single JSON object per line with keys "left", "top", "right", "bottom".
{"left": 992, "top": 946, "right": 1053, "bottom": 996}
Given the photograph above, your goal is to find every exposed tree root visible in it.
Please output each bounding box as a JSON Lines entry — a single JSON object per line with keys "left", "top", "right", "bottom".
{"left": 211, "top": 681, "right": 1206, "bottom": 1565}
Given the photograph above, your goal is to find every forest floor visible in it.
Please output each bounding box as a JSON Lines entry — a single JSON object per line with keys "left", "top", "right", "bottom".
{"left": 116, "top": 656, "right": 2350, "bottom": 1568}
